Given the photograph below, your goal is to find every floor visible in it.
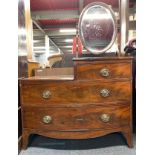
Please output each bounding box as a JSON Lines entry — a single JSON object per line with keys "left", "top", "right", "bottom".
{"left": 20, "top": 133, "right": 136, "bottom": 155}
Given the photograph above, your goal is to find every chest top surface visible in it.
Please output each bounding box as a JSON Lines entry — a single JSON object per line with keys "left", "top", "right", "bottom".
{"left": 20, "top": 56, "right": 133, "bottom": 84}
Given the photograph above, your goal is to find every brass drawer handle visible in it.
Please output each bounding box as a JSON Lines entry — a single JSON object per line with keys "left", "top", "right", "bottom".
{"left": 42, "top": 90, "right": 51, "bottom": 99}
{"left": 100, "top": 89, "right": 110, "bottom": 97}
{"left": 100, "top": 68, "right": 110, "bottom": 77}
{"left": 100, "top": 114, "right": 110, "bottom": 122}
{"left": 42, "top": 115, "right": 52, "bottom": 124}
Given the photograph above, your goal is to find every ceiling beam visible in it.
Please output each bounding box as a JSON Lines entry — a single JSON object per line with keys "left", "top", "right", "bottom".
{"left": 33, "top": 29, "right": 76, "bottom": 37}
{"left": 52, "top": 38, "right": 72, "bottom": 42}
{"left": 50, "top": 35, "right": 75, "bottom": 39}
{"left": 31, "top": 8, "right": 135, "bottom": 20}
{"left": 33, "top": 20, "right": 45, "bottom": 34}
{"left": 33, "top": 36, "right": 45, "bottom": 40}
{"left": 33, "top": 20, "right": 64, "bottom": 54}
{"left": 43, "top": 23, "right": 76, "bottom": 29}
{"left": 34, "top": 42, "right": 45, "bottom": 46}
{"left": 56, "top": 43, "right": 73, "bottom": 46}
{"left": 59, "top": 45, "right": 72, "bottom": 49}
{"left": 32, "top": 10, "right": 79, "bottom": 20}
{"left": 33, "top": 20, "right": 135, "bottom": 37}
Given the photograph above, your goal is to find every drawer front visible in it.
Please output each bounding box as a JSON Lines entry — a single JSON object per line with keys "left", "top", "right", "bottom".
{"left": 76, "top": 62, "right": 132, "bottom": 80}
{"left": 21, "top": 81, "right": 131, "bottom": 105}
{"left": 23, "top": 103, "right": 131, "bottom": 130}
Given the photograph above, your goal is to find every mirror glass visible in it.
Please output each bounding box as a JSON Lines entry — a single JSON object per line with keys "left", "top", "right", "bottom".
{"left": 78, "top": 2, "right": 117, "bottom": 54}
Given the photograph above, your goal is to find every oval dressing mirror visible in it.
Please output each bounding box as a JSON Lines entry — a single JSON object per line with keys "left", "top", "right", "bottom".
{"left": 78, "top": 2, "right": 117, "bottom": 55}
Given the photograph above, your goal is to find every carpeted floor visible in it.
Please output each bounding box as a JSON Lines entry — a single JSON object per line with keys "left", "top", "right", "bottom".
{"left": 20, "top": 133, "right": 136, "bottom": 155}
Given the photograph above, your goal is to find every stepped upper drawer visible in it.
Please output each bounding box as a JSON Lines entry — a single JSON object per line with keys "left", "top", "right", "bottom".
{"left": 74, "top": 61, "right": 132, "bottom": 80}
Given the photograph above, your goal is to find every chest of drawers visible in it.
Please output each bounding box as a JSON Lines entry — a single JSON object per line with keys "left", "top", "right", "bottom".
{"left": 20, "top": 56, "right": 133, "bottom": 149}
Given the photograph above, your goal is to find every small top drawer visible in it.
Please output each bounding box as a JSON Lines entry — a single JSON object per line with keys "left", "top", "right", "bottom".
{"left": 75, "top": 62, "right": 132, "bottom": 80}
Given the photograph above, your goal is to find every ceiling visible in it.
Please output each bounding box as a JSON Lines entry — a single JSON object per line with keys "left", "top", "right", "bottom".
{"left": 30, "top": 0, "right": 136, "bottom": 55}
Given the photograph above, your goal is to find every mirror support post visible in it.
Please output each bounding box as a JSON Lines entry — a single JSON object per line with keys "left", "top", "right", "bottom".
{"left": 79, "top": 0, "right": 84, "bottom": 14}
{"left": 119, "top": 0, "right": 129, "bottom": 55}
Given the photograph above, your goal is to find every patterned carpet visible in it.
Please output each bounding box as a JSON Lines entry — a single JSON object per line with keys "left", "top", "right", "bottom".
{"left": 20, "top": 133, "right": 136, "bottom": 155}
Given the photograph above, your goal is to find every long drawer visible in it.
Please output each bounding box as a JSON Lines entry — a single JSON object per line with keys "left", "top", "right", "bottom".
{"left": 21, "top": 81, "right": 131, "bottom": 105}
{"left": 75, "top": 62, "right": 132, "bottom": 80}
{"left": 23, "top": 103, "right": 131, "bottom": 131}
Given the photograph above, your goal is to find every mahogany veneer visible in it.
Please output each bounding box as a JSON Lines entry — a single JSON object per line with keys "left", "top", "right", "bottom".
{"left": 20, "top": 56, "right": 133, "bottom": 149}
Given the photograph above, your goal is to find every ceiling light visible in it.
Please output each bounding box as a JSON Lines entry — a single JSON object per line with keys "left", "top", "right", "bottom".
{"left": 65, "top": 39, "right": 73, "bottom": 43}
{"left": 60, "top": 45, "right": 73, "bottom": 48}
{"left": 114, "top": 12, "right": 119, "bottom": 17}
{"left": 33, "top": 46, "right": 46, "bottom": 49}
{"left": 33, "top": 40, "right": 42, "bottom": 43}
{"left": 33, "top": 51, "right": 45, "bottom": 54}
{"left": 59, "top": 29, "right": 76, "bottom": 33}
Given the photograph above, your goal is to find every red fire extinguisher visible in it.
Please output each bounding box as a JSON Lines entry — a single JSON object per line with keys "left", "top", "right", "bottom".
{"left": 78, "top": 37, "right": 83, "bottom": 55}
{"left": 72, "top": 36, "right": 77, "bottom": 55}
{"left": 72, "top": 36, "right": 83, "bottom": 56}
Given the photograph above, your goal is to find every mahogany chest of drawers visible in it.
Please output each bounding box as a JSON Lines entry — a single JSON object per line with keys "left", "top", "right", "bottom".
{"left": 19, "top": 56, "right": 133, "bottom": 149}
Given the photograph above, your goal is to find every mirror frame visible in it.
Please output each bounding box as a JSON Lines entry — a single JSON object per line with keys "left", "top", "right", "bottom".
{"left": 78, "top": 2, "right": 117, "bottom": 55}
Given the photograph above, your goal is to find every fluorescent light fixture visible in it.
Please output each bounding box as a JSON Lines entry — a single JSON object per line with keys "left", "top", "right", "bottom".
{"left": 49, "top": 50, "right": 58, "bottom": 53}
{"left": 33, "top": 40, "right": 42, "bottom": 43}
{"left": 59, "top": 29, "right": 76, "bottom": 33}
{"left": 65, "top": 39, "right": 73, "bottom": 43}
{"left": 33, "top": 46, "right": 45, "bottom": 49}
{"left": 33, "top": 51, "right": 45, "bottom": 54}
{"left": 60, "top": 45, "right": 72, "bottom": 48}
{"left": 114, "top": 12, "right": 119, "bottom": 17}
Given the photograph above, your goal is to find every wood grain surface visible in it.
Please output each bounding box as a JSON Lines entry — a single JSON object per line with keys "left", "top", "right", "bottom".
{"left": 75, "top": 61, "right": 132, "bottom": 80}
{"left": 21, "top": 81, "right": 131, "bottom": 105}
{"left": 20, "top": 56, "right": 133, "bottom": 149}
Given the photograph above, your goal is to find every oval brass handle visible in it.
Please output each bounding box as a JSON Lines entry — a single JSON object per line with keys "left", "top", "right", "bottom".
{"left": 100, "top": 89, "right": 110, "bottom": 97}
{"left": 42, "top": 115, "right": 52, "bottom": 124}
{"left": 100, "top": 68, "right": 110, "bottom": 77}
{"left": 42, "top": 90, "right": 51, "bottom": 99}
{"left": 100, "top": 114, "right": 110, "bottom": 122}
